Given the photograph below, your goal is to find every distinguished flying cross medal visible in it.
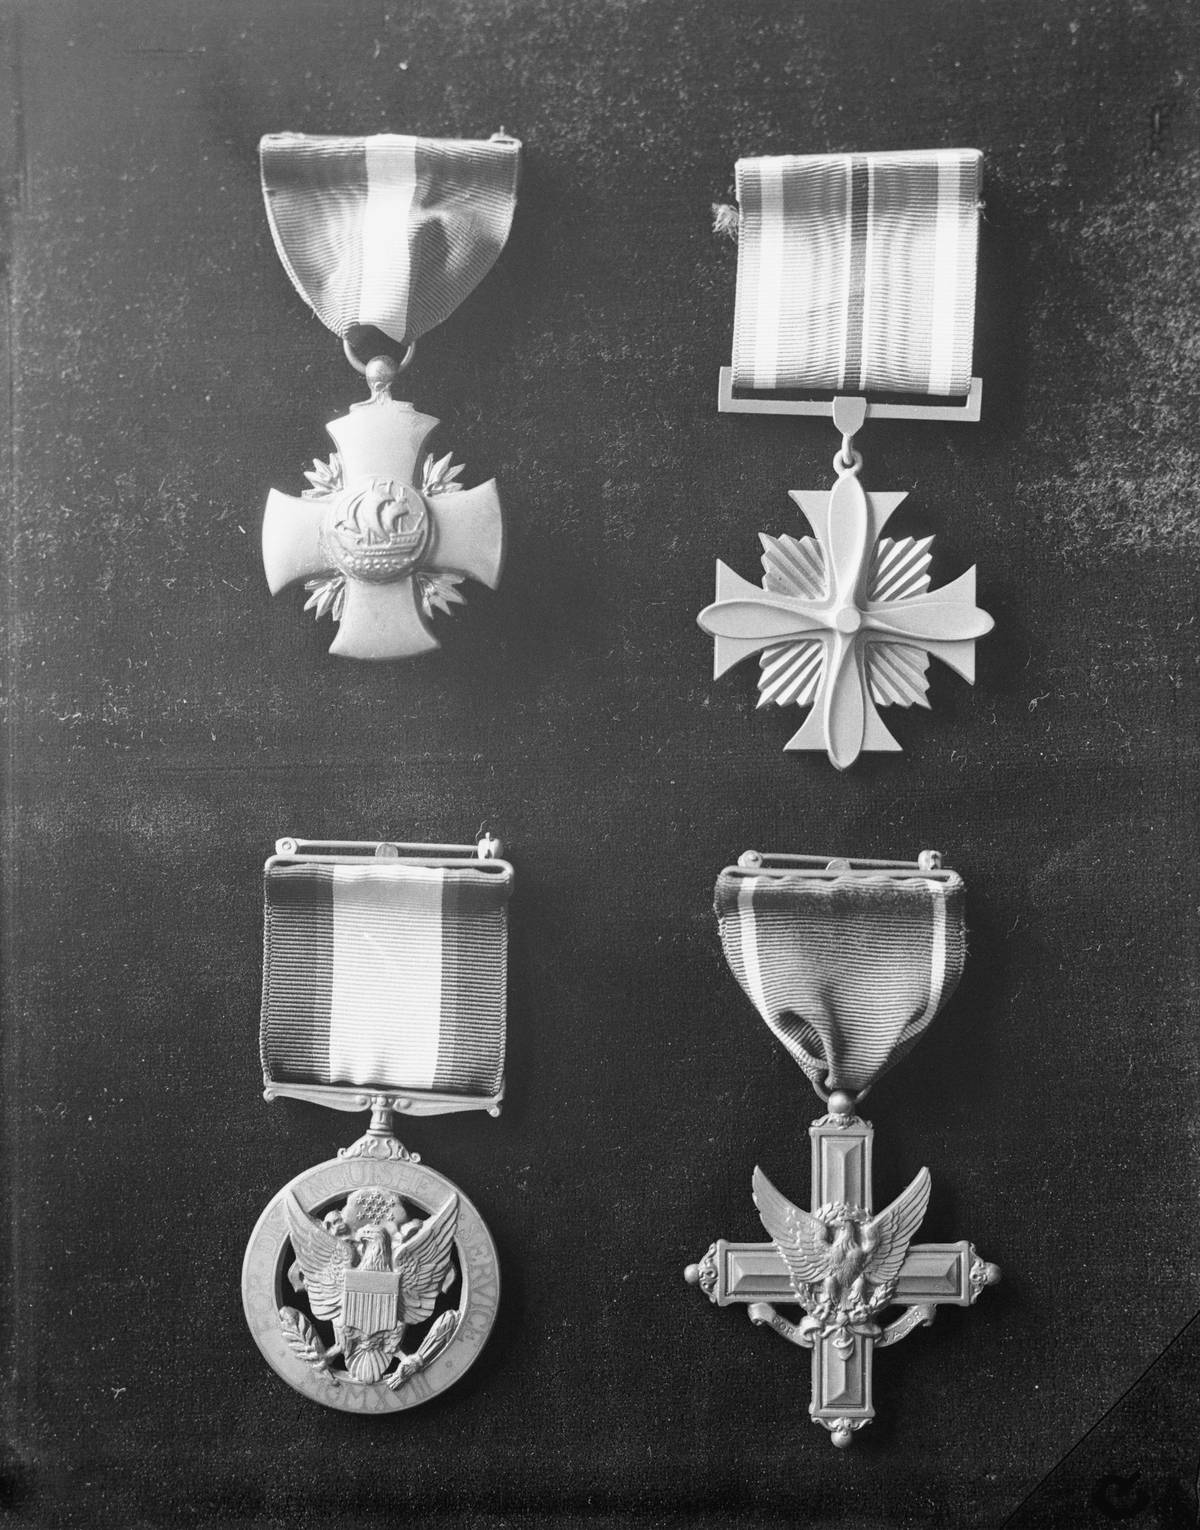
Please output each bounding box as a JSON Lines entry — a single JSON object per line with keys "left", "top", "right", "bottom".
{"left": 242, "top": 835, "right": 512, "bottom": 1411}
{"left": 684, "top": 852, "right": 1000, "bottom": 1447}
{"left": 258, "top": 133, "right": 519, "bottom": 659}
{"left": 697, "top": 150, "right": 995, "bottom": 767}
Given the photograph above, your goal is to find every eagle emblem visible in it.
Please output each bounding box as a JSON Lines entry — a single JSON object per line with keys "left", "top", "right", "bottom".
{"left": 279, "top": 1184, "right": 460, "bottom": 1390}
{"left": 752, "top": 1164, "right": 931, "bottom": 1352}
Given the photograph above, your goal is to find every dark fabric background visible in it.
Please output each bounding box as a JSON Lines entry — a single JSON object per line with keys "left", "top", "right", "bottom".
{"left": 2, "top": 2, "right": 1197, "bottom": 1526}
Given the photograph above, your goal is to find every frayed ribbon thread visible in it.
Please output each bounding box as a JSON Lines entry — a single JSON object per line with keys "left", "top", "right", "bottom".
{"left": 711, "top": 202, "right": 739, "bottom": 241}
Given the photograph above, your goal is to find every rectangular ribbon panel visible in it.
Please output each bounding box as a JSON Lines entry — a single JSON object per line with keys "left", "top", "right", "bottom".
{"left": 260, "top": 132, "right": 521, "bottom": 345}
{"left": 262, "top": 860, "right": 512, "bottom": 1097}
{"left": 714, "top": 868, "right": 966, "bottom": 1095}
{"left": 731, "top": 149, "right": 982, "bottom": 398}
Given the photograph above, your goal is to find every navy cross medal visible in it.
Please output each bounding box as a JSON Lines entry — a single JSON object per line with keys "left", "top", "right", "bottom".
{"left": 262, "top": 365, "right": 503, "bottom": 660}
{"left": 258, "top": 132, "right": 519, "bottom": 659}
{"left": 697, "top": 150, "right": 994, "bottom": 766}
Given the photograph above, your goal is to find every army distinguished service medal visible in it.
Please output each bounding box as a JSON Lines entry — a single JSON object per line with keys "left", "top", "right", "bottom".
{"left": 685, "top": 851, "right": 1000, "bottom": 1446}
{"left": 242, "top": 835, "right": 512, "bottom": 1412}
{"left": 259, "top": 133, "right": 519, "bottom": 659}
{"left": 697, "top": 151, "right": 995, "bottom": 768}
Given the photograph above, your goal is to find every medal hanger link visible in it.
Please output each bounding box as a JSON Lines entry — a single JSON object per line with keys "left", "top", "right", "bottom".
{"left": 832, "top": 395, "right": 866, "bottom": 480}
{"left": 342, "top": 332, "right": 417, "bottom": 379}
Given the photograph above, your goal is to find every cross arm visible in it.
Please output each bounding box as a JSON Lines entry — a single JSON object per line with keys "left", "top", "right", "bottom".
{"left": 329, "top": 577, "right": 441, "bottom": 661}
{"left": 697, "top": 562, "right": 827, "bottom": 677}
{"left": 327, "top": 401, "right": 440, "bottom": 488}
{"left": 262, "top": 490, "right": 331, "bottom": 593}
{"left": 690, "top": 1238, "right": 988, "bottom": 1310}
{"left": 428, "top": 480, "right": 505, "bottom": 589}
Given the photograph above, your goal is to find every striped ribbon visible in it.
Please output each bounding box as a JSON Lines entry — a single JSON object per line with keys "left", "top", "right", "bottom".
{"left": 261, "top": 860, "right": 512, "bottom": 1097}
{"left": 260, "top": 133, "right": 521, "bottom": 344}
{"left": 714, "top": 870, "right": 966, "bottom": 1095}
{"left": 731, "top": 149, "right": 982, "bottom": 397}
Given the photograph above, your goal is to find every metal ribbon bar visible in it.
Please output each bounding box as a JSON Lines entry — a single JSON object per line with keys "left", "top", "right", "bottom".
{"left": 717, "top": 368, "right": 983, "bottom": 423}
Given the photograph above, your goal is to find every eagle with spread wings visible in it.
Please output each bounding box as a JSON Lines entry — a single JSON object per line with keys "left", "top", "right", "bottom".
{"left": 752, "top": 1165, "right": 930, "bottom": 1336}
{"left": 283, "top": 1186, "right": 459, "bottom": 1385}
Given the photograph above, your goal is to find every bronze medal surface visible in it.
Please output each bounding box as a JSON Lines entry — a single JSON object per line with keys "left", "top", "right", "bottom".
{"left": 243, "top": 1152, "right": 499, "bottom": 1413}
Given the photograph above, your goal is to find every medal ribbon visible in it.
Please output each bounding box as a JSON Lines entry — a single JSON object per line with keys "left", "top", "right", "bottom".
{"left": 260, "top": 133, "right": 520, "bottom": 345}
{"left": 261, "top": 860, "right": 512, "bottom": 1097}
{"left": 714, "top": 869, "right": 966, "bottom": 1095}
{"left": 732, "top": 149, "right": 982, "bottom": 398}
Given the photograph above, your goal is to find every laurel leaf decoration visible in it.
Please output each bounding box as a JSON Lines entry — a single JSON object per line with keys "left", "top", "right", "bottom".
{"left": 422, "top": 1310, "right": 457, "bottom": 1362}
{"left": 384, "top": 1310, "right": 458, "bottom": 1391}
{"left": 302, "top": 454, "right": 343, "bottom": 499}
{"left": 279, "top": 1306, "right": 339, "bottom": 1386}
{"left": 417, "top": 571, "right": 466, "bottom": 618}
{"left": 421, "top": 451, "right": 465, "bottom": 496}
{"left": 303, "top": 574, "right": 347, "bottom": 623}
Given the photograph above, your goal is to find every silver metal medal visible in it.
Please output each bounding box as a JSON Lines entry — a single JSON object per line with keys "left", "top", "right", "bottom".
{"left": 262, "top": 358, "right": 504, "bottom": 660}
{"left": 686, "top": 850, "right": 1001, "bottom": 1446}
{"left": 257, "top": 131, "right": 520, "bottom": 660}
{"left": 243, "top": 1101, "right": 500, "bottom": 1413}
{"left": 698, "top": 150, "right": 995, "bottom": 767}
{"left": 242, "top": 835, "right": 513, "bottom": 1411}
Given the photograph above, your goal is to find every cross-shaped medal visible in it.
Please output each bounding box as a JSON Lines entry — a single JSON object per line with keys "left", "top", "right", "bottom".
{"left": 262, "top": 359, "right": 504, "bottom": 660}
{"left": 696, "top": 462, "right": 993, "bottom": 769}
{"left": 684, "top": 1099, "right": 999, "bottom": 1447}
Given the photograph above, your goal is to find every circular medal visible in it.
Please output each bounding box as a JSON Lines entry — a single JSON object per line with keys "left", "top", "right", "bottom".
{"left": 324, "top": 478, "right": 433, "bottom": 584}
{"left": 242, "top": 1150, "right": 499, "bottom": 1413}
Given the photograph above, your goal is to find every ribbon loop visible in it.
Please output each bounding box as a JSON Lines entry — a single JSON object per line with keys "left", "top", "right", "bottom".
{"left": 262, "top": 858, "right": 512, "bottom": 1099}
{"left": 260, "top": 133, "right": 521, "bottom": 345}
{"left": 731, "top": 149, "right": 982, "bottom": 398}
{"left": 714, "top": 867, "right": 966, "bottom": 1095}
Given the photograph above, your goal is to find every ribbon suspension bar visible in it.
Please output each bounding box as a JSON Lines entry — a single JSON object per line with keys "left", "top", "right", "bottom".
{"left": 726, "top": 849, "right": 957, "bottom": 884}
{"left": 717, "top": 368, "right": 982, "bottom": 423}
{"left": 261, "top": 835, "right": 513, "bottom": 1118}
{"left": 271, "top": 836, "right": 508, "bottom": 866}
